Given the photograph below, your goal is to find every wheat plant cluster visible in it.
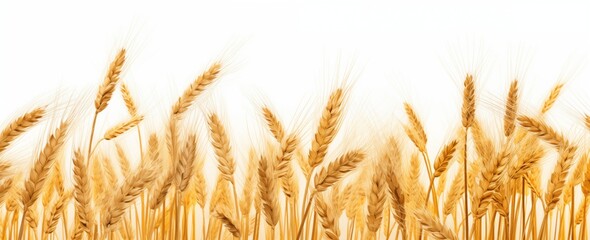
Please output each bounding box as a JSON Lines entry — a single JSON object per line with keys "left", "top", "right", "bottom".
{"left": 0, "top": 48, "right": 589, "bottom": 240}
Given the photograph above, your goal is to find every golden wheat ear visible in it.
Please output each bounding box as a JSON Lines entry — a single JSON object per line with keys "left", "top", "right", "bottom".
{"left": 95, "top": 49, "right": 126, "bottom": 113}
{"left": 104, "top": 115, "right": 144, "bottom": 140}
{"left": 366, "top": 165, "right": 386, "bottom": 233}
{"left": 503, "top": 80, "right": 519, "bottom": 137}
{"left": 314, "top": 192, "right": 340, "bottom": 240}
{"left": 72, "top": 150, "right": 93, "bottom": 235}
{"left": 208, "top": 113, "right": 235, "bottom": 183}
{"left": 415, "top": 209, "right": 458, "bottom": 240}
{"left": 541, "top": 82, "right": 564, "bottom": 114}
{"left": 257, "top": 155, "right": 279, "bottom": 228}
{"left": 213, "top": 206, "right": 241, "bottom": 238}
{"left": 518, "top": 115, "right": 568, "bottom": 149}
{"left": 461, "top": 74, "right": 476, "bottom": 128}
{"left": 0, "top": 106, "right": 45, "bottom": 153}
{"left": 308, "top": 88, "right": 346, "bottom": 169}
{"left": 172, "top": 62, "right": 222, "bottom": 117}
{"left": 103, "top": 162, "right": 157, "bottom": 232}
{"left": 313, "top": 150, "right": 365, "bottom": 192}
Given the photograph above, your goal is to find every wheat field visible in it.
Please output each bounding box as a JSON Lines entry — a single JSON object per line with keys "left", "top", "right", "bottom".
{"left": 0, "top": 48, "right": 589, "bottom": 240}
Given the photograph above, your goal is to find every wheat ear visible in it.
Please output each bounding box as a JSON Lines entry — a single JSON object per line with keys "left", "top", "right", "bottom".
{"left": 314, "top": 150, "right": 365, "bottom": 192}
{"left": 509, "top": 138, "right": 545, "bottom": 179}
{"left": 103, "top": 162, "right": 156, "bottom": 231}
{"left": 115, "top": 144, "right": 131, "bottom": 177}
{"left": 22, "top": 121, "right": 69, "bottom": 208}
{"left": 44, "top": 190, "right": 71, "bottom": 234}
{"left": 172, "top": 62, "right": 222, "bottom": 116}
{"left": 385, "top": 163, "right": 406, "bottom": 238}
{"left": 315, "top": 193, "right": 340, "bottom": 240}
{"left": 19, "top": 121, "right": 69, "bottom": 239}
{"left": 541, "top": 82, "right": 564, "bottom": 114}
{"left": 0, "top": 177, "right": 13, "bottom": 204}
{"left": 0, "top": 106, "right": 45, "bottom": 153}
{"left": 308, "top": 88, "right": 345, "bottom": 168}
{"left": 176, "top": 134, "right": 197, "bottom": 192}
{"left": 443, "top": 167, "right": 465, "bottom": 217}
{"left": 95, "top": 49, "right": 126, "bottom": 113}
{"left": 366, "top": 166, "right": 387, "bottom": 233}
{"left": 214, "top": 206, "right": 241, "bottom": 238}
{"left": 404, "top": 102, "right": 427, "bottom": 152}
{"left": 518, "top": 115, "right": 567, "bottom": 148}
{"left": 461, "top": 74, "right": 476, "bottom": 128}
{"left": 240, "top": 149, "right": 258, "bottom": 216}
{"left": 257, "top": 155, "right": 279, "bottom": 228}
{"left": 472, "top": 148, "right": 510, "bottom": 218}
{"left": 415, "top": 209, "right": 458, "bottom": 240}
{"left": 208, "top": 113, "right": 235, "bottom": 183}
{"left": 150, "top": 170, "right": 174, "bottom": 210}
{"left": 72, "top": 150, "right": 93, "bottom": 234}
{"left": 262, "top": 106, "right": 285, "bottom": 142}
{"left": 104, "top": 115, "right": 144, "bottom": 140}
{"left": 120, "top": 83, "right": 138, "bottom": 116}
{"left": 433, "top": 140, "right": 458, "bottom": 178}
{"left": 276, "top": 134, "right": 299, "bottom": 178}
{"left": 545, "top": 145, "right": 577, "bottom": 212}
{"left": 504, "top": 80, "right": 519, "bottom": 137}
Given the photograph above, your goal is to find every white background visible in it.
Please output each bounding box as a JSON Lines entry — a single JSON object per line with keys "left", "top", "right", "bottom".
{"left": 1, "top": 1, "right": 590, "bottom": 177}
